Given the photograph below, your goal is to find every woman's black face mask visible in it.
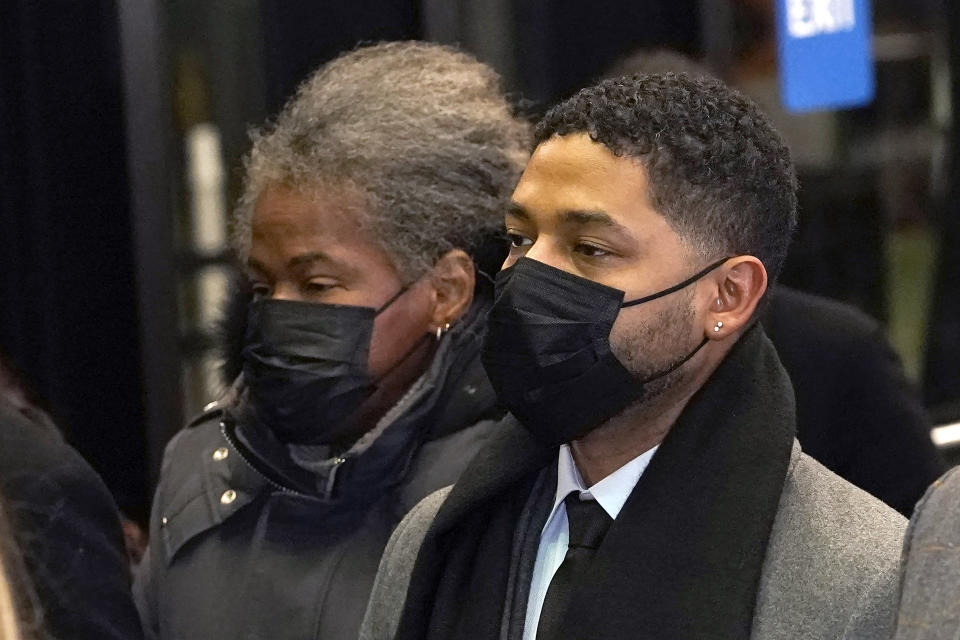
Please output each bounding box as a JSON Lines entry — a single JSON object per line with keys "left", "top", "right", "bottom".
{"left": 480, "top": 256, "right": 729, "bottom": 447}
{"left": 241, "top": 287, "right": 409, "bottom": 445}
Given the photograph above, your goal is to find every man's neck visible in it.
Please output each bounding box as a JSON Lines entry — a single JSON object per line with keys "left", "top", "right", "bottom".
{"left": 570, "top": 343, "right": 730, "bottom": 487}
{"left": 569, "top": 396, "right": 684, "bottom": 487}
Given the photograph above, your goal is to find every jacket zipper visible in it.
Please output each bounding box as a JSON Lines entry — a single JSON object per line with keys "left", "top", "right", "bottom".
{"left": 323, "top": 456, "right": 346, "bottom": 499}
{"left": 219, "top": 420, "right": 310, "bottom": 497}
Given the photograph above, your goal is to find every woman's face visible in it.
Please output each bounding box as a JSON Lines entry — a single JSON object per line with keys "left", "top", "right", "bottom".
{"left": 245, "top": 185, "right": 435, "bottom": 380}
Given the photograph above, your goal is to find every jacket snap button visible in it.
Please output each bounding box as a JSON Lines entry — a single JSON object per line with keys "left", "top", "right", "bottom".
{"left": 212, "top": 447, "right": 229, "bottom": 461}
{"left": 220, "top": 489, "right": 237, "bottom": 505}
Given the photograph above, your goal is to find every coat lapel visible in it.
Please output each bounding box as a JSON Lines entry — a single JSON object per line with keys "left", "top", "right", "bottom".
{"left": 394, "top": 417, "right": 555, "bottom": 640}
{"left": 431, "top": 417, "right": 556, "bottom": 535}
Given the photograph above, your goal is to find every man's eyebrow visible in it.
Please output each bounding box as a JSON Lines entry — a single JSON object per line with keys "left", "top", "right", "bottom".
{"left": 506, "top": 202, "right": 530, "bottom": 220}
{"left": 560, "top": 209, "right": 627, "bottom": 231}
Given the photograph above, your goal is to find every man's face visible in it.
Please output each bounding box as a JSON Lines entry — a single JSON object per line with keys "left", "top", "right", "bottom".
{"left": 246, "top": 186, "right": 434, "bottom": 378}
{"left": 504, "top": 133, "right": 710, "bottom": 394}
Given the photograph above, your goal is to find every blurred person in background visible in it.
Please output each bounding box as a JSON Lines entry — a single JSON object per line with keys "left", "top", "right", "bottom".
{"left": 893, "top": 466, "right": 960, "bottom": 638}
{"left": 0, "top": 493, "right": 36, "bottom": 640}
{"left": 0, "top": 350, "right": 143, "bottom": 640}
{"left": 602, "top": 49, "right": 944, "bottom": 517}
{"left": 133, "top": 41, "right": 529, "bottom": 640}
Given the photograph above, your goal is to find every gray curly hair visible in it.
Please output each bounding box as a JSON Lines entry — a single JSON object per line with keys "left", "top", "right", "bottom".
{"left": 234, "top": 41, "right": 531, "bottom": 281}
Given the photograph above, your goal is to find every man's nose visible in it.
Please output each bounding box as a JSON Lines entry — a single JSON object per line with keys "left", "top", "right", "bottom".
{"left": 521, "top": 239, "right": 574, "bottom": 275}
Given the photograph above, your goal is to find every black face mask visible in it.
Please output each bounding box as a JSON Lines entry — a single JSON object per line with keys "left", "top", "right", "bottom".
{"left": 481, "top": 256, "right": 730, "bottom": 447}
{"left": 241, "top": 288, "right": 410, "bottom": 445}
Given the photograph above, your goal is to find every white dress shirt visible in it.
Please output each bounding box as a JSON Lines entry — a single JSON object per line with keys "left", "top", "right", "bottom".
{"left": 522, "top": 443, "right": 659, "bottom": 640}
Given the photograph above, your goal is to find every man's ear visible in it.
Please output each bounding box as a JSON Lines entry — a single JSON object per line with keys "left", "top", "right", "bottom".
{"left": 428, "top": 249, "right": 476, "bottom": 331}
{"left": 705, "top": 256, "right": 767, "bottom": 340}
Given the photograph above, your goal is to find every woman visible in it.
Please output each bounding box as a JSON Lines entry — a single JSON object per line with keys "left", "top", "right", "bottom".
{"left": 134, "top": 41, "right": 529, "bottom": 640}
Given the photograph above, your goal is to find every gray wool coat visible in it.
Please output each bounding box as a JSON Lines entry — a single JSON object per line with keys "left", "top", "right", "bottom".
{"left": 361, "top": 441, "right": 906, "bottom": 640}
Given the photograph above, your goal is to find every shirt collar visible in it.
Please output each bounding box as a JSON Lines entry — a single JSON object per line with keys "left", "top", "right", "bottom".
{"left": 551, "top": 443, "right": 659, "bottom": 520}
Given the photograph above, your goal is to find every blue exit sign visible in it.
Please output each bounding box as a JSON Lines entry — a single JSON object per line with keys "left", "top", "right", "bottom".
{"left": 776, "top": 0, "right": 875, "bottom": 113}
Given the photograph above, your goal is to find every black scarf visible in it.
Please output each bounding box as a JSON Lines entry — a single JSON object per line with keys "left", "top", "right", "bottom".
{"left": 395, "top": 325, "right": 797, "bottom": 640}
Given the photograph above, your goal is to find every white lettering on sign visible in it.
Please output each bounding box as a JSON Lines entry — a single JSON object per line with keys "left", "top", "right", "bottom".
{"left": 787, "top": 0, "right": 856, "bottom": 39}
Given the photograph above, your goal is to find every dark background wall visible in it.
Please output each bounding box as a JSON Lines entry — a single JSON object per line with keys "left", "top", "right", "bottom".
{"left": 0, "top": 0, "right": 148, "bottom": 521}
{"left": 260, "top": 0, "right": 421, "bottom": 117}
{"left": 924, "top": 0, "right": 960, "bottom": 412}
{"left": 513, "top": 0, "right": 700, "bottom": 107}
{"left": 258, "top": 0, "right": 700, "bottom": 118}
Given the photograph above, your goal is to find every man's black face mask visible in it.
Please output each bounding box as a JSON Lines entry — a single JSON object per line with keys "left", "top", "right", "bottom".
{"left": 241, "top": 287, "right": 409, "bottom": 446}
{"left": 480, "top": 256, "right": 729, "bottom": 447}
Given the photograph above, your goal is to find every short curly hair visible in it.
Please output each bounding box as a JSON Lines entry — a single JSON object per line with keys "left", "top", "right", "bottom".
{"left": 535, "top": 72, "right": 798, "bottom": 282}
{"left": 235, "top": 41, "right": 531, "bottom": 280}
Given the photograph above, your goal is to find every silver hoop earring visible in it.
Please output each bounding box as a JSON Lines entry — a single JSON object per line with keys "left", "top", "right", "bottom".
{"left": 713, "top": 320, "right": 724, "bottom": 333}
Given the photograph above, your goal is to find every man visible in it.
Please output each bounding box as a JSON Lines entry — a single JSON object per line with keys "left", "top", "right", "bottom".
{"left": 133, "top": 42, "right": 529, "bottom": 640}
{"left": 362, "top": 73, "right": 906, "bottom": 640}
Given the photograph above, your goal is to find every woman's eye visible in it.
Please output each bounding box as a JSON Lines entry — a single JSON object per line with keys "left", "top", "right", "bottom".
{"left": 304, "top": 281, "right": 345, "bottom": 298}
{"left": 575, "top": 243, "right": 610, "bottom": 258}
{"left": 507, "top": 233, "right": 532, "bottom": 249}
{"left": 305, "top": 282, "right": 333, "bottom": 294}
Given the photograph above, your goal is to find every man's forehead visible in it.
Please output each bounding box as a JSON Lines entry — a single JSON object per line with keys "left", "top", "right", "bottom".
{"left": 512, "top": 133, "right": 654, "bottom": 226}
{"left": 525, "top": 133, "right": 629, "bottom": 180}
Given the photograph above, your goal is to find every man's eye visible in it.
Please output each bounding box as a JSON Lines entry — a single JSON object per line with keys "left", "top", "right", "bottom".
{"left": 574, "top": 243, "right": 610, "bottom": 258}
{"left": 507, "top": 233, "right": 533, "bottom": 249}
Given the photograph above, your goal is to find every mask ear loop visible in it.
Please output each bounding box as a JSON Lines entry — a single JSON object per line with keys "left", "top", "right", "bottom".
{"left": 621, "top": 256, "right": 733, "bottom": 308}
{"left": 476, "top": 267, "right": 496, "bottom": 287}
{"left": 368, "top": 279, "right": 435, "bottom": 387}
{"left": 375, "top": 284, "right": 411, "bottom": 315}
{"left": 638, "top": 336, "right": 709, "bottom": 386}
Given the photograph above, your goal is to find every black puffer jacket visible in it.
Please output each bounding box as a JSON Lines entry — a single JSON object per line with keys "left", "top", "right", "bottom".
{"left": 133, "top": 298, "right": 503, "bottom": 640}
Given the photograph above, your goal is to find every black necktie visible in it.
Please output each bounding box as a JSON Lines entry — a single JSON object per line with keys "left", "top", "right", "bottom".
{"left": 536, "top": 492, "right": 613, "bottom": 640}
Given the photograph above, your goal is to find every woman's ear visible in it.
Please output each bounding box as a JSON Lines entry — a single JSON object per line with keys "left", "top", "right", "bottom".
{"left": 428, "top": 249, "right": 476, "bottom": 330}
{"left": 706, "top": 256, "right": 767, "bottom": 340}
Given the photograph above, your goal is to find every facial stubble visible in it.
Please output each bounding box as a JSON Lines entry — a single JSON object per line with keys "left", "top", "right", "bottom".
{"left": 609, "top": 287, "right": 698, "bottom": 408}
